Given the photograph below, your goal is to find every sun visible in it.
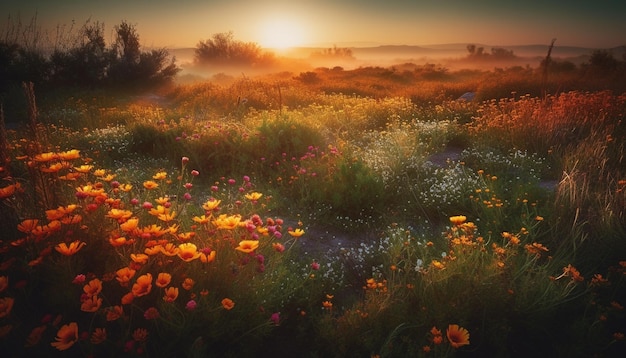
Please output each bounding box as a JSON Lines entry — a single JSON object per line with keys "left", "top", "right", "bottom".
{"left": 259, "top": 17, "right": 306, "bottom": 50}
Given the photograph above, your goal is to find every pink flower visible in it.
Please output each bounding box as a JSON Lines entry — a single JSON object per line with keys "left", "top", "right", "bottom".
{"left": 270, "top": 312, "right": 280, "bottom": 326}
{"left": 142, "top": 202, "right": 153, "bottom": 210}
{"left": 182, "top": 157, "right": 190, "bottom": 164}
{"left": 311, "top": 261, "right": 320, "bottom": 270}
{"left": 72, "top": 274, "right": 86, "bottom": 284}
{"left": 191, "top": 170, "right": 199, "bottom": 176}
{"left": 144, "top": 307, "right": 160, "bottom": 320}
{"left": 185, "top": 300, "right": 197, "bottom": 311}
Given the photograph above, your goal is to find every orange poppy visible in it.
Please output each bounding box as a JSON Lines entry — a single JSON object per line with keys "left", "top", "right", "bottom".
{"left": 155, "top": 273, "right": 172, "bottom": 288}
{"left": 221, "top": 298, "right": 235, "bottom": 310}
{"left": 83, "top": 278, "right": 102, "bottom": 297}
{"left": 57, "top": 149, "right": 81, "bottom": 160}
{"left": 163, "top": 287, "right": 179, "bottom": 302}
{"left": 55, "top": 241, "right": 86, "bottom": 256}
{"left": 446, "top": 324, "right": 470, "bottom": 348}
{"left": 177, "top": 243, "right": 201, "bottom": 262}
{"left": 235, "top": 240, "right": 259, "bottom": 253}
{"left": 80, "top": 295, "right": 102, "bottom": 312}
{"left": 106, "top": 305, "right": 123, "bottom": 321}
{"left": 131, "top": 273, "right": 153, "bottom": 297}
{"left": 50, "top": 322, "right": 78, "bottom": 351}
{"left": 115, "top": 267, "right": 136, "bottom": 287}
{"left": 0, "top": 297, "right": 14, "bottom": 318}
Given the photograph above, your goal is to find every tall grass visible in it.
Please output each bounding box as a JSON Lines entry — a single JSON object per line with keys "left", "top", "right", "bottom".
{"left": 1, "top": 66, "right": 625, "bottom": 356}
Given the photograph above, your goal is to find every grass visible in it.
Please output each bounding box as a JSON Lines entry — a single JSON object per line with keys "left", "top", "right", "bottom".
{"left": 1, "top": 63, "right": 625, "bottom": 357}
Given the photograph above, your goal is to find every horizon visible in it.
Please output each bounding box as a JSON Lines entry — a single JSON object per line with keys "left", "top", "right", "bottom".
{"left": 2, "top": 0, "right": 625, "bottom": 51}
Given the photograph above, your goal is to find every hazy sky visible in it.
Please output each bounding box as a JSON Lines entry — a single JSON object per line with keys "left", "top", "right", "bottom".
{"left": 2, "top": 0, "right": 625, "bottom": 49}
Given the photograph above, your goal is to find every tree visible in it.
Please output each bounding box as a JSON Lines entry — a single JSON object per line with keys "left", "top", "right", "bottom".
{"left": 108, "top": 21, "right": 179, "bottom": 87}
{"left": 49, "top": 21, "right": 109, "bottom": 86}
{"left": 194, "top": 32, "right": 275, "bottom": 67}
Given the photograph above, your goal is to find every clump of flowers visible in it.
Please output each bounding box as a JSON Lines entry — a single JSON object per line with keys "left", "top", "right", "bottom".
{"left": 0, "top": 149, "right": 308, "bottom": 356}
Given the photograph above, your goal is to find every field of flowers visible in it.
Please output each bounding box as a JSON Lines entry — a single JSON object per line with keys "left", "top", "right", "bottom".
{"left": 1, "top": 70, "right": 625, "bottom": 357}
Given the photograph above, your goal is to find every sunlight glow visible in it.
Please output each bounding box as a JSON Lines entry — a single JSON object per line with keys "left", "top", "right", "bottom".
{"left": 258, "top": 17, "right": 306, "bottom": 50}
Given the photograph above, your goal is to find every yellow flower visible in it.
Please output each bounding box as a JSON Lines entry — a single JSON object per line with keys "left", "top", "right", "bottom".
{"left": 177, "top": 243, "right": 201, "bottom": 262}
{"left": 244, "top": 192, "right": 263, "bottom": 201}
{"left": 235, "top": 240, "right": 259, "bottom": 253}
{"left": 143, "top": 180, "right": 159, "bottom": 190}
{"left": 177, "top": 231, "right": 195, "bottom": 241}
{"left": 57, "top": 149, "right": 81, "bottom": 160}
{"left": 51, "top": 322, "right": 78, "bottom": 351}
{"left": 0, "top": 297, "right": 14, "bottom": 318}
{"left": 202, "top": 199, "right": 221, "bottom": 212}
{"left": 120, "top": 218, "right": 139, "bottom": 233}
{"left": 33, "top": 152, "right": 57, "bottom": 162}
{"left": 153, "top": 171, "right": 167, "bottom": 180}
{"left": 155, "top": 196, "right": 170, "bottom": 205}
{"left": 431, "top": 260, "right": 445, "bottom": 270}
{"left": 525, "top": 242, "right": 549, "bottom": 256}
{"left": 193, "top": 215, "right": 210, "bottom": 224}
{"left": 221, "top": 298, "right": 235, "bottom": 310}
{"left": 158, "top": 211, "right": 177, "bottom": 222}
{"left": 163, "top": 287, "right": 179, "bottom": 302}
{"left": 131, "top": 273, "right": 153, "bottom": 297}
{"left": 449, "top": 215, "right": 467, "bottom": 226}
{"left": 81, "top": 295, "right": 102, "bottom": 312}
{"left": 55, "top": 241, "right": 86, "bottom": 256}
{"left": 130, "top": 253, "right": 149, "bottom": 264}
{"left": 74, "top": 165, "right": 93, "bottom": 173}
{"left": 109, "top": 236, "right": 134, "bottom": 247}
{"left": 159, "top": 243, "right": 179, "bottom": 256}
{"left": 140, "top": 224, "right": 167, "bottom": 238}
{"left": 148, "top": 205, "right": 168, "bottom": 217}
{"left": 446, "top": 324, "right": 470, "bottom": 348}
{"left": 106, "top": 209, "right": 133, "bottom": 223}
{"left": 213, "top": 214, "right": 242, "bottom": 229}
{"left": 155, "top": 272, "right": 172, "bottom": 288}
{"left": 288, "top": 228, "right": 305, "bottom": 237}
{"left": 119, "top": 183, "right": 133, "bottom": 192}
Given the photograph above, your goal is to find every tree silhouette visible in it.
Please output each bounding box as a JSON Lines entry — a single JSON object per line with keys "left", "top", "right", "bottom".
{"left": 194, "top": 32, "right": 275, "bottom": 67}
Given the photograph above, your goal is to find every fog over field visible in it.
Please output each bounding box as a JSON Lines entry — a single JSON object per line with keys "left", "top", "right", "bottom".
{"left": 171, "top": 42, "right": 624, "bottom": 82}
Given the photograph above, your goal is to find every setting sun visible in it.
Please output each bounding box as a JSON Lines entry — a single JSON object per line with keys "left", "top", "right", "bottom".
{"left": 258, "top": 17, "right": 307, "bottom": 50}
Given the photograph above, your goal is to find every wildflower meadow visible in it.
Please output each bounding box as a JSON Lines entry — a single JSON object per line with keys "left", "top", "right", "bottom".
{"left": 1, "top": 51, "right": 626, "bottom": 357}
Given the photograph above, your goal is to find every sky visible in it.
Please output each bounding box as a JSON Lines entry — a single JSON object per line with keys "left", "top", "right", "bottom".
{"left": 2, "top": 0, "right": 625, "bottom": 49}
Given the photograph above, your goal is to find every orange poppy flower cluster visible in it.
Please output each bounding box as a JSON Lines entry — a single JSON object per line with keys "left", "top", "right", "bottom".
{"left": 426, "top": 324, "right": 470, "bottom": 350}
{"left": 3, "top": 148, "right": 305, "bottom": 352}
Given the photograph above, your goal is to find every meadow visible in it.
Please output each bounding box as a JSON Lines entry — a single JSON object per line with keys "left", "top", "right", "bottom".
{"left": 1, "top": 59, "right": 625, "bottom": 357}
